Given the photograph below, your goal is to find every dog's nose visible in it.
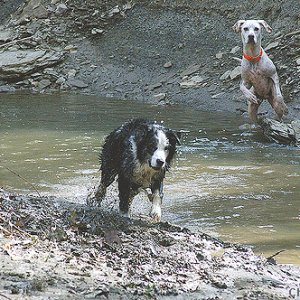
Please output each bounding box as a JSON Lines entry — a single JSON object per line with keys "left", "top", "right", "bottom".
{"left": 156, "top": 159, "right": 164, "bottom": 167}
{"left": 248, "top": 34, "right": 255, "bottom": 42}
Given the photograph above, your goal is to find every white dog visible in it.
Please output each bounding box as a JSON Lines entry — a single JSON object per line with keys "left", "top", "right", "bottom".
{"left": 233, "top": 19, "right": 288, "bottom": 122}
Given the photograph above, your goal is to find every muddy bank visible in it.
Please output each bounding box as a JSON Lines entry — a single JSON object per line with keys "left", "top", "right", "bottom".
{"left": 0, "top": 0, "right": 299, "bottom": 119}
{"left": 1, "top": 189, "right": 300, "bottom": 299}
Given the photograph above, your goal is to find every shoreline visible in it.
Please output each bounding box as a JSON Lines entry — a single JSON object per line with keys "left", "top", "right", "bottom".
{"left": 1, "top": 189, "right": 300, "bottom": 299}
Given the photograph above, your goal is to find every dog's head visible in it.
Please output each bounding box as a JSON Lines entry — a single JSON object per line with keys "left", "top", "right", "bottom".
{"left": 137, "top": 124, "right": 181, "bottom": 171}
{"left": 233, "top": 19, "right": 272, "bottom": 45}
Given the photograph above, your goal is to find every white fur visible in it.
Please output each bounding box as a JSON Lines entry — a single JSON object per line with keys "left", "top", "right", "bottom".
{"left": 150, "top": 190, "right": 162, "bottom": 222}
{"left": 149, "top": 129, "right": 169, "bottom": 169}
{"left": 233, "top": 19, "right": 288, "bottom": 122}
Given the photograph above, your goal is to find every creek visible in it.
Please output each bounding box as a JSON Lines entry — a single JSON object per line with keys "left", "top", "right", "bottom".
{"left": 1, "top": 93, "right": 299, "bottom": 265}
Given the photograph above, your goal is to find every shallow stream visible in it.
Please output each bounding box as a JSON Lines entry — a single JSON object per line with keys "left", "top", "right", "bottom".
{"left": 1, "top": 94, "right": 299, "bottom": 264}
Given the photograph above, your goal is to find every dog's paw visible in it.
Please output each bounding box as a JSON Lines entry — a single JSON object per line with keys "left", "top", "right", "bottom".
{"left": 248, "top": 94, "right": 259, "bottom": 104}
{"left": 119, "top": 210, "right": 131, "bottom": 220}
{"left": 150, "top": 205, "right": 161, "bottom": 223}
{"left": 86, "top": 193, "right": 100, "bottom": 207}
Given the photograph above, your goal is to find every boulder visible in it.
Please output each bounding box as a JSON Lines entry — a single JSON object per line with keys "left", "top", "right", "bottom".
{"left": 259, "top": 118, "right": 300, "bottom": 146}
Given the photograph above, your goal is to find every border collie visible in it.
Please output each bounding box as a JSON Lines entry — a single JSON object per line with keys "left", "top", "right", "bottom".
{"left": 87, "top": 118, "right": 180, "bottom": 222}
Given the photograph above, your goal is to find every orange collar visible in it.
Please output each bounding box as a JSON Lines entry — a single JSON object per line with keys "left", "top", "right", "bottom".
{"left": 243, "top": 48, "right": 263, "bottom": 62}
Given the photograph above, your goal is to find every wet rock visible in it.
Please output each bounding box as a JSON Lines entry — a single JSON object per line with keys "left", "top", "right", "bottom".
{"left": 67, "top": 78, "right": 88, "bottom": 89}
{"left": 0, "top": 85, "right": 16, "bottom": 93}
{"left": 296, "top": 58, "right": 300, "bottom": 65}
{"left": 0, "top": 49, "right": 66, "bottom": 79}
{"left": 259, "top": 118, "right": 300, "bottom": 146}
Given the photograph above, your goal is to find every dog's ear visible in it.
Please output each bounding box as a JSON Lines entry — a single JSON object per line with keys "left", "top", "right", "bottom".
{"left": 167, "top": 130, "right": 181, "bottom": 146}
{"left": 232, "top": 20, "right": 245, "bottom": 33}
{"left": 258, "top": 20, "right": 273, "bottom": 33}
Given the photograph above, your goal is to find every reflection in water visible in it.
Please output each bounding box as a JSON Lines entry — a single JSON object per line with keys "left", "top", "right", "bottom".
{"left": 0, "top": 93, "right": 299, "bottom": 265}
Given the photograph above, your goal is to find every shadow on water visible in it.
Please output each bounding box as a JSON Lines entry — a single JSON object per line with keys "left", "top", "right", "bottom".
{"left": 1, "top": 93, "right": 299, "bottom": 265}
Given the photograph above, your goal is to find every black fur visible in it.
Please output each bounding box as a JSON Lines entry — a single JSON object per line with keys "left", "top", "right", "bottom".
{"left": 87, "top": 118, "right": 180, "bottom": 220}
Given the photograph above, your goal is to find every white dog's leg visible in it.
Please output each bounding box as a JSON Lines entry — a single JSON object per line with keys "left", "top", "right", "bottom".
{"left": 240, "top": 81, "right": 259, "bottom": 104}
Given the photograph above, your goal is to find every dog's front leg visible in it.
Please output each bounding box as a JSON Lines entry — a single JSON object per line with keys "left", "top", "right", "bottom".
{"left": 240, "top": 80, "right": 259, "bottom": 104}
{"left": 118, "top": 176, "right": 132, "bottom": 218}
{"left": 269, "top": 73, "right": 288, "bottom": 120}
{"left": 150, "top": 180, "right": 163, "bottom": 222}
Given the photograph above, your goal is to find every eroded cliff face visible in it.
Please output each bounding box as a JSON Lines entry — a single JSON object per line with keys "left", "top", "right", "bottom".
{"left": 0, "top": 0, "right": 299, "bottom": 119}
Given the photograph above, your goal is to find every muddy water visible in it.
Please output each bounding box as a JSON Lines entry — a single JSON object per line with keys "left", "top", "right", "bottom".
{"left": 1, "top": 94, "right": 299, "bottom": 265}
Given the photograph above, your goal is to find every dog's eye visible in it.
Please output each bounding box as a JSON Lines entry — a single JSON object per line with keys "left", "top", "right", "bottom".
{"left": 254, "top": 27, "right": 259, "bottom": 31}
{"left": 164, "top": 146, "right": 170, "bottom": 151}
{"left": 244, "top": 27, "right": 249, "bottom": 31}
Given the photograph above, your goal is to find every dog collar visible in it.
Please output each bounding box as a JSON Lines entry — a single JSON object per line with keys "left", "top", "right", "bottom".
{"left": 243, "top": 48, "right": 263, "bottom": 62}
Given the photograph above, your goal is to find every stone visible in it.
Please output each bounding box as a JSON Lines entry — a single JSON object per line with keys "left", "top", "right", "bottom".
{"left": 229, "top": 66, "right": 242, "bottom": 80}
{"left": 147, "top": 82, "right": 163, "bottom": 91}
{"left": 56, "top": 76, "right": 66, "bottom": 85}
{"left": 64, "top": 45, "right": 77, "bottom": 51}
{"left": 37, "top": 79, "right": 51, "bottom": 90}
{"left": 220, "top": 70, "right": 231, "bottom": 81}
{"left": 216, "top": 52, "right": 223, "bottom": 59}
{"left": 67, "top": 78, "right": 88, "bottom": 88}
{"left": 91, "top": 28, "right": 104, "bottom": 35}
{"left": 230, "top": 46, "right": 240, "bottom": 54}
{"left": 0, "top": 27, "right": 16, "bottom": 43}
{"left": 0, "top": 49, "right": 66, "bottom": 79}
{"left": 259, "top": 118, "right": 300, "bottom": 145}
{"left": 55, "top": 4, "right": 68, "bottom": 15}
{"left": 164, "top": 61, "right": 172, "bottom": 68}
{"left": 264, "top": 41, "right": 279, "bottom": 51}
{"left": 106, "top": 6, "right": 120, "bottom": 18}
{"left": 154, "top": 93, "right": 166, "bottom": 101}
{"left": 0, "top": 85, "right": 16, "bottom": 93}
{"left": 180, "top": 65, "right": 201, "bottom": 77}
{"left": 18, "top": 0, "right": 48, "bottom": 20}
{"left": 296, "top": 58, "right": 300, "bottom": 66}
{"left": 180, "top": 75, "right": 204, "bottom": 88}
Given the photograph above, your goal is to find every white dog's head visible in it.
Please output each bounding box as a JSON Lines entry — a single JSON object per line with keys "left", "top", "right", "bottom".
{"left": 233, "top": 19, "right": 272, "bottom": 45}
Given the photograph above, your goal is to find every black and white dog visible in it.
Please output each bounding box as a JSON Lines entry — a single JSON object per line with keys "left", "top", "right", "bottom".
{"left": 87, "top": 118, "right": 180, "bottom": 222}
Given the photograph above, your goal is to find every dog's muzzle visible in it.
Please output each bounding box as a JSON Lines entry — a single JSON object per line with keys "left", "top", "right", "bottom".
{"left": 247, "top": 34, "right": 255, "bottom": 44}
{"left": 149, "top": 159, "right": 165, "bottom": 171}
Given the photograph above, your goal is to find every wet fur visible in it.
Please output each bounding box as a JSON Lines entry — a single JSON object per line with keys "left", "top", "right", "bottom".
{"left": 87, "top": 118, "right": 180, "bottom": 221}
